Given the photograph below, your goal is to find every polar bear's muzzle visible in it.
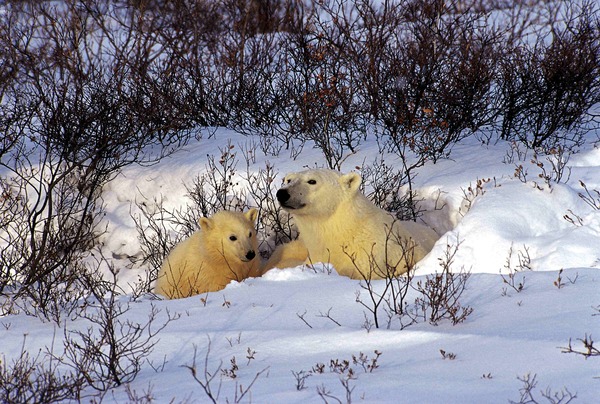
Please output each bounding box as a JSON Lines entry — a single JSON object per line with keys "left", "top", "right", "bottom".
{"left": 241, "top": 250, "right": 256, "bottom": 262}
{"left": 276, "top": 188, "right": 305, "bottom": 210}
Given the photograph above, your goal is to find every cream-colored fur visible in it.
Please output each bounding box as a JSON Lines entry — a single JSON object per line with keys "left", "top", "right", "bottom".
{"left": 155, "top": 209, "right": 260, "bottom": 299}
{"left": 263, "top": 170, "right": 438, "bottom": 279}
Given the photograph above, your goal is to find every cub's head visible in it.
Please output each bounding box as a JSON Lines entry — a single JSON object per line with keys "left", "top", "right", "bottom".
{"left": 276, "top": 169, "right": 361, "bottom": 217}
{"left": 199, "top": 209, "right": 259, "bottom": 262}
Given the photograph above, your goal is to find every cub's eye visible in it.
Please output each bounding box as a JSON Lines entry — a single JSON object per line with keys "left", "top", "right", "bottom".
{"left": 308, "top": 179, "right": 317, "bottom": 185}
{"left": 229, "top": 235, "right": 237, "bottom": 241}
{"left": 248, "top": 231, "right": 253, "bottom": 238}
{"left": 286, "top": 179, "right": 292, "bottom": 184}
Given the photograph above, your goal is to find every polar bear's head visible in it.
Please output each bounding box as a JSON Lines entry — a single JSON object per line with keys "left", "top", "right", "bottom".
{"left": 276, "top": 169, "right": 361, "bottom": 217}
{"left": 199, "top": 209, "right": 259, "bottom": 262}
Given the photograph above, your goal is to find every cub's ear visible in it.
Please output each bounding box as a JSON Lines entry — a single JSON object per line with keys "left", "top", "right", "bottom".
{"left": 199, "top": 217, "right": 213, "bottom": 231}
{"left": 340, "top": 172, "right": 361, "bottom": 192}
{"left": 245, "top": 208, "right": 258, "bottom": 223}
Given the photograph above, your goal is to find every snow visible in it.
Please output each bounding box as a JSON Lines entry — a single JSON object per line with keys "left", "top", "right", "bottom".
{"left": 2, "top": 129, "right": 600, "bottom": 403}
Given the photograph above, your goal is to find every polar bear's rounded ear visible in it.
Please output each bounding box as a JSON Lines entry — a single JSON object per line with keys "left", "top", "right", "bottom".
{"left": 199, "top": 217, "right": 213, "bottom": 231}
{"left": 340, "top": 172, "right": 361, "bottom": 192}
{"left": 245, "top": 208, "right": 258, "bottom": 223}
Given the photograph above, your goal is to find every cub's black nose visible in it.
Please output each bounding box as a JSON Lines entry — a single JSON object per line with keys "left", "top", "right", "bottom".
{"left": 246, "top": 250, "right": 256, "bottom": 260}
{"left": 276, "top": 189, "right": 290, "bottom": 203}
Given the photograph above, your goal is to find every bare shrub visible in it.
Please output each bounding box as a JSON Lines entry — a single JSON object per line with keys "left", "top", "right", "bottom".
{"left": 124, "top": 382, "right": 155, "bottom": 404}
{"left": 459, "top": 177, "right": 495, "bottom": 217}
{"left": 221, "top": 1, "right": 310, "bottom": 157}
{"left": 0, "top": 0, "right": 195, "bottom": 318}
{"left": 131, "top": 195, "right": 191, "bottom": 297}
{"left": 296, "top": 350, "right": 381, "bottom": 403}
{"left": 513, "top": 148, "right": 572, "bottom": 191}
{"left": 105, "top": 0, "right": 600, "bottom": 196}
{"left": 243, "top": 161, "right": 298, "bottom": 258}
{"left": 183, "top": 337, "right": 269, "bottom": 404}
{"left": 578, "top": 180, "right": 600, "bottom": 210}
{"left": 359, "top": 157, "right": 421, "bottom": 220}
{"left": 501, "top": 243, "right": 531, "bottom": 295}
{"left": 292, "top": 369, "right": 312, "bottom": 391}
{"left": 215, "top": 0, "right": 600, "bottom": 171}
{"left": 560, "top": 333, "right": 600, "bottom": 358}
{"left": 352, "top": 350, "right": 382, "bottom": 373}
{"left": 55, "top": 259, "right": 180, "bottom": 392}
{"left": 0, "top": 336, "right": 83, "bottom": 404}
{"left": 273, "top": 0, "right": 367, "bottom": 169}
{"left": 413, "top": 241, "right": 473, "bottom": 325}
{"left": 553, "top": 269, "right": 578, "bottom": 289}
{"left": 186, "top": 142, "right": 249, "bottom": 216}
{"left": 439, "top": 349, "right": 457, "bottom": 360}
{"left": 356, "top": 234, "right": 472, "bottom": 329}
{"left": 496, "top": 0, "right": 600, "bottom": 152}
{"left": 354, "top": 226, "right": 419, "bottom": 329}
{"left": 1, "top": 259, "right": 176, "bottom": 401}
{"left": 509, "top": 373, "right": 577, "bottom": 404}
{"left": 183, "top": 343, "right": 221, "bottom": 403}
{"left": 0, "top": 144, "right": 109, "bottom": 321}
{"left": 349, "top": 0, "right": 501, "bottom": 201}
{"left": 316, "top": 380, "right": 354, "bottom": 404}
{"left": 227, "top": 0, "right": 304, "bottom": 36}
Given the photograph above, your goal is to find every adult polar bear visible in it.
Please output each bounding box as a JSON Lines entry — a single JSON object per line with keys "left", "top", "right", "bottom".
{"left": 263, "top": 169, "right": 438, "bottom": 279}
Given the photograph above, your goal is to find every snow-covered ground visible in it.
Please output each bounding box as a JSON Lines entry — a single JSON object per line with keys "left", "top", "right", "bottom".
{"left": 2, "top": 130, "right": 599, "bottom": 403}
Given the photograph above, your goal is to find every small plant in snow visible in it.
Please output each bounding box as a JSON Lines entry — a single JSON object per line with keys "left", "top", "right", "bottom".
{"left": 317, "top": 308, "right": 342, "bottom": 327}
{"left": 501, "top": 244, "right": 531, "bottom": 295}
{"left": 413, "top": 241, "right": 473, "bottom": 326}
{"left": 560, "top": 334, "right": 600, "bottom": 358}
{"left": 245, "top": 348, "right": 256, "bottom": 365}
{"left": 563, "top": 209, "right": 584, "bottom": 227}
{"left": 514, "top": 149, "right": 572, "bottom": 191}
{"left": 459, "top": 177, "right": 495, "bottom": 217}
{"left": 226, "top": 332, "right": 243, "bottom": 347}
{"left": 577, "top": 181, "right": 600, "bottom": 210}
{"left": 535, "top": 149, "right": 572, "bottom": 187}
{"left": 221, "top": 357, "right": 239, "bottom": 379}
{"left": 356, "top": 238, "right": 472, "bottom": 329}
{"left": 352, "top": 350, "right": 382, "bottom": 373}
{"left": 553, "top": 269, "right": 579, "bottom": 289}
{"left": 296, "top": 310, "right": 314, "bottom": 329}
{"left": 184, "top": 338, "right": 269, "bottom": 404}
{"left": 439, "top": 349, "right": 457, "bottom": 360}
{"left": 317, "top": 379, "right": 355, "bottom": 404}
{"left": 293, "top": 351, "right": 382, "bottom": 399}
{"left": 312, "top": 363, "right": 326, "bottom": 374}
{"left": 553, "top": 269, "right": 565, "bottom": 289}
{"left": 509, "top": 373, "right": 576, "bottom": 404}
{"left": 361, "top": 312, "right": 375, "bottom": 333}
{"left": 291, "top": 370, "right": 312, "bottom": 391}
{"left": 0, "top": 335, "right": 83, "bottom": 403}
{"left": 329, "top": 358, "right": 352, "bottom": 376}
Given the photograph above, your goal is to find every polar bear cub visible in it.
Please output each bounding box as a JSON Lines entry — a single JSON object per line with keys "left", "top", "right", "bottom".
{"left": 263, "top": 170, "right": 438, "bottom": 279}
{"left": 155, "top": 209, "right": 260, "bottom": 299}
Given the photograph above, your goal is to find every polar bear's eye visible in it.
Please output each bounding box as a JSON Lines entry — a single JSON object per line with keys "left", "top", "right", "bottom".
{"left": 248, "top": 231, "right": 253, "bottom": 238}
{"left": 229, "top": 235, "right": 237, "bottom": 241}
{"left": 308, "top": 179, "right": 317, "bottom": 185}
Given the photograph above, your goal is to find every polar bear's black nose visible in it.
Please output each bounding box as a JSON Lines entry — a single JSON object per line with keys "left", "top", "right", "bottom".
{"left": 276, "top": 189, "right": 290, "bottom": 203}
{"left": 246, "top": 250, "right": 256, "bottom": 260}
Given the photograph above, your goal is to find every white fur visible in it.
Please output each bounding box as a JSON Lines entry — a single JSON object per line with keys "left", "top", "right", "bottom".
{"left": 155, "top": 209, "right": 260, "bottom": 299}
{"left": 264, "top": 170, "right": 438, "bottom": 279}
